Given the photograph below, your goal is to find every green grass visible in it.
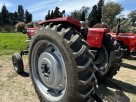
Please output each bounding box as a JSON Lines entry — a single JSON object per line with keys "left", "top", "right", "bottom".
{"left": 0, "top": 33, "right": 28, "bottom": 56}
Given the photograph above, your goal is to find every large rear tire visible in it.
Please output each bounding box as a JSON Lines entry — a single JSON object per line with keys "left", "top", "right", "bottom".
{"left": 29, "top": 23, "right": 97, "bottom": 102}
{"left": 94, "top": 34, "right": 122, "bottom": 79}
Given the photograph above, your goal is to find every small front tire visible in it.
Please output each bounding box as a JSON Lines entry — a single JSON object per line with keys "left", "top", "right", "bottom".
{"left": 12, "top": 53, "right": 24, "bottom": 74}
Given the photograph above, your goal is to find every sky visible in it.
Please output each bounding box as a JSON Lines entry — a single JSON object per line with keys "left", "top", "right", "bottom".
{"left": 0, "top": 0, "right": 136, "bottom": 21}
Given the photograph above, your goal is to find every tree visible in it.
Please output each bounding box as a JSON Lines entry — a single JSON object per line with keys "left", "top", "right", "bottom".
{"left": 25, "top": 10, "right": 29, "bottom": 23}
{"left": 81, "top": 11, "right": 85, "bottom": 21}
{"left": 1, "top": 4, "right": 9, "bottom": 26}
{"left": 25, "top": 10, "right": 32, "bottom": 23}
{"left": 62, "top": 10, "right": 65, "bottom": 17}
{"left": 120, "top": 19, "right": 132, "bottom": 33}
{"left": 128, "top": 10, "right": 136, "bottom": 26}
{"left": 71, "top": 10, "right": 81, "bottom": 20}
{"left": 28, "top": 13, "right": 32, "bottom": 23}
{"left": 88, "top": 0, "right": 104, "bottom": 27}
{"left": 102, "top": 1, "right": 123, "bottom": 30}
{"left": 45, "top": 15, "right": 48, "bottom": 20}
{"left": 45, "top": 7, "right": 65, "bottom": 20}
{"left": 47, "top": 10, "right": 51, "bottom": 19}
{"left": 8, "top": 12, "right": 14, "bottom": 25}
{"left": 0, "top": 13, "right": 1, "bottom": 26}
{"left": 97, "top": 0, "right": 104, "bottom": 23}
{"left": 54, "top": 7, "right": 61, "bottom": 18}
{"left": 88, "top": 5, "right": 99, "bottom": 27}
{"left": 50, "top": 10, "right": 54, "bottom": 19}
{"left": 12, "top": 11, "right": 18, "bottom": 25}
{"left": 18, "top": 5, "right": 24, "bottom": 22}
{"left": 71, "top": 6, "right": 90, "bottom": 21}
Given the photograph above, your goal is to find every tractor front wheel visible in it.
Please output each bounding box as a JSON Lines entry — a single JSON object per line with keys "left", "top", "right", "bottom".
{"left": 12, "top": 53, "right": 24, "bottom": 74}
{"left": 94, "top": 34, "right": 122, "bottom": 79}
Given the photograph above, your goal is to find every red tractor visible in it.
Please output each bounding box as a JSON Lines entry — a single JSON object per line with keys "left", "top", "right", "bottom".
{"left": 12, "top": 17, "right": 122, "bottom": 102}
{"left": 109, "top": 32, "right": 136, "bottom": 59}
{"left": 108, "top": 19, "right": 136, "bottom": 59}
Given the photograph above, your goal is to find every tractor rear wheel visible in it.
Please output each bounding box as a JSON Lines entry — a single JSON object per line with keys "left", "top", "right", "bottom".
{"left": 29, "top": 23, "right": 97, "bottom": 102}
{"left": 94, "top": 34, "right": 122, "bottom": 79}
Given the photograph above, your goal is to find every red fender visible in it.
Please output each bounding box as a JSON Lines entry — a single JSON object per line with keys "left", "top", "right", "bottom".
{"left": 87, "top": 28, "right": 109, "bottom": 48}
{"left": 26, "top": 17, "right": 81, "bottom": 37}
{"left": 39, "top": 17, "right": 81, "bottom": 31}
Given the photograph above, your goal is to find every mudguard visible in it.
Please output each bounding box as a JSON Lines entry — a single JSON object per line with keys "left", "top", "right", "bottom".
{"left": 26, "top": 17, "right": 81, "bottom": 38}
{"left": 39, "top": 17, "right": 81, "bottom": 31}
{"left": 87, "top": 28, "right": 109, "bottom": 48}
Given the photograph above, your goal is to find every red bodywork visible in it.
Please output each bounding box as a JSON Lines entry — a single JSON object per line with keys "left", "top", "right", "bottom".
{"left": 109, "top": 33, "right": 136, "bottom": 52}
{"left": 26, "top": 28, "right": 38, "bottom": 37}
{"left": 27, "top": 17, "right": 108, "bottom": 48}
{"left": 87, "top": 28, "right": 109, "bottom": 48}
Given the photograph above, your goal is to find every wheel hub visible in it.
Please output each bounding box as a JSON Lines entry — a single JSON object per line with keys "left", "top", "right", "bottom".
{"left": 41, "top": 62, "right": 50, "bottom": 79}
{"left": 32, "top": 40, "right": 67, "bottom": 101}
{"left": 38, "top": 52, "right": 63, "bottom": 90}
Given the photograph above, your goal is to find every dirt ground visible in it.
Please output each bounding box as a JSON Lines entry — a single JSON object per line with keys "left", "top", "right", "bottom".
{"left": 0, "top": 55, "right": 136, "bottom": 102}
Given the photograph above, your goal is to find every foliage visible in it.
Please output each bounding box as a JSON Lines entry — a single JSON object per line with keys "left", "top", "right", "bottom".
{"left": 25, "top": 22, "right": 34, "bottom": 28}
{"left": 97, "top": 0, "right": 104, "bottom": 22}
{"left": 81, "top": 11, "right": 85, "bottom": 21}
{"left": 54, "top": 7, "right": 62, "bottom": 18}
{"left": 18, "top": 5, "right": 24, "bottom": 22}
{"left": 120, "top": 19, "right": 132, "bottom": 33}
{"left": 88, "top": 5, "right": 99, "bottom": 27}
{"left": 128, "top": 10, "right": 136, "bottom": 26}
{"left": 62, "top": 10, "right": 65, "bottom": 17}
{"left": 12, "top": 11, "right": 18, "bottom": 25}
{"left": 88, "top": 0, "right": 104, "bottom": 27}
{"left": 15, "top": 22, "right": 25, "bottom": 32}
{"left": 50, "top": 10, "right": 54, "bottom": 19}
{"left": 2, "top": 25, "right": 15, "bottom": 33}
{"left": 93, "top": 23, "right": 108, "bottom": 28}
{"left": 111, "top": 17, "right": 135, "bottom": 33}
{"left": 25, "top": 10, "right": 32, "bottom": 23}
{"left": 45, "top": 7, "right": 65, "bottom": 20}
{"left": 0, "top": 33, "right": 27, "bottom": 56}
{"left": 0, "top": 4, "right": 32, "bottom": 32}
{"left": 71, "top": 6, "right": 90, "bottom": 21}
{"left": 1, "top": 4, "right": 9, "bottom": 26}
{"left": 102, "top": 1, "right": 123, "bottom": 30}
{"left": 130, "top": 26, "right": 136, "bottom": 34}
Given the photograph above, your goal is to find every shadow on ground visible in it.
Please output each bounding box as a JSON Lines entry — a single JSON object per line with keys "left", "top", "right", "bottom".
{"left": 96, "top": 76, "right": 136, "bottom": 102}
{"left": 96, "top": 84, "right": 130, "bottom": 102}
{"left": 20, "top": 71, "right": 30, "bottom": 77}
{"left": 121, "top": 63, "right": 136, "bottom": 70}
{"left": 112, "top": 79, "right": 136, "bottom": 95}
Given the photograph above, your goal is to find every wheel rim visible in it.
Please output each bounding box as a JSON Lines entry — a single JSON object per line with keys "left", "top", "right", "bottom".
{"left": 94, "top": 45, "right": 109, "bottom": 75}
{"left": 31, "top": 40, "right": 67, "bottom": 101}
